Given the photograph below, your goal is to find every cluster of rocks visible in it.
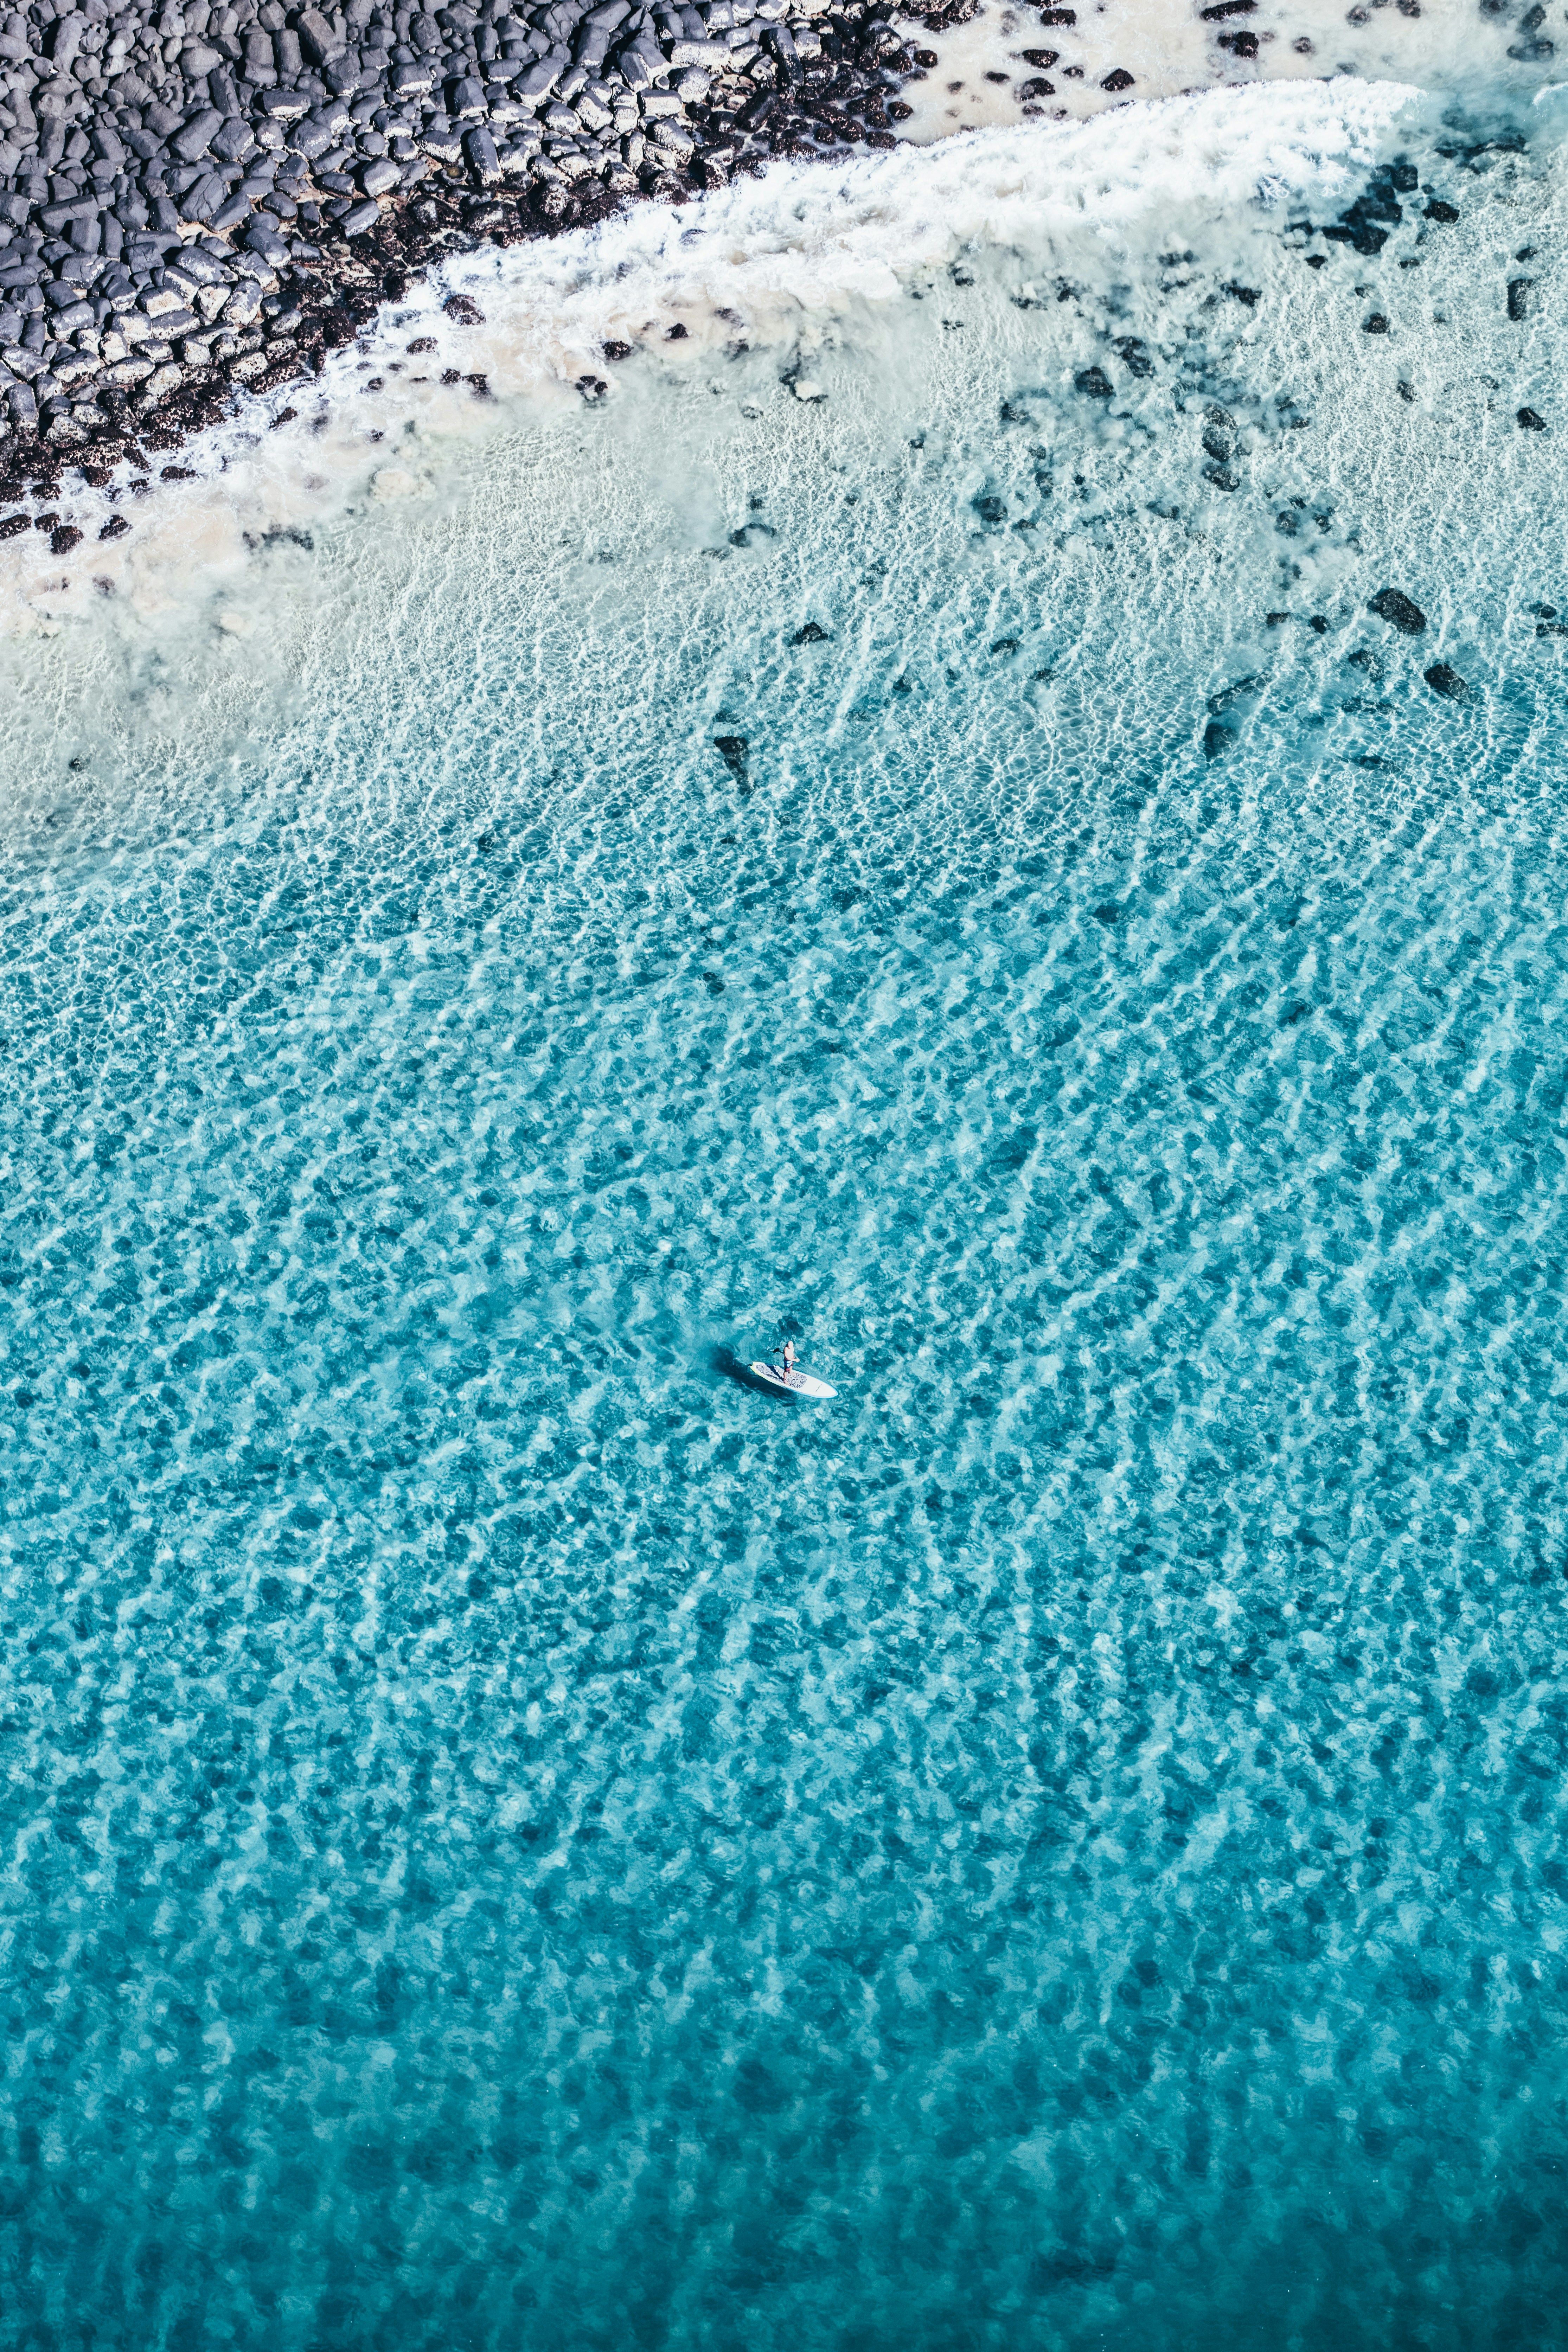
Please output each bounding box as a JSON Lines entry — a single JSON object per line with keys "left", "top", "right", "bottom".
{"left": 0, "top": 0, "right": 936, "bottom": 495}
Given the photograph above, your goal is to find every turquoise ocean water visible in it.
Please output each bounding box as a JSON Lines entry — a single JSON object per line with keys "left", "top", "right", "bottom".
{"left": 3, "top": 74, "right": 1568, "bottom": 2351}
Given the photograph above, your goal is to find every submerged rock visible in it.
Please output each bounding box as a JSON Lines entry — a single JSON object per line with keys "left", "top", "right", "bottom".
{"left": 1074, "top": 365, "right": 1114, "bottom": 400}
{"left": 792, "top": 621, "right": 831, "bottom": 645}
{"left": 1424, "top": 662, "right": 1468, "bottom": 701}
{"left": 1518, "top": 407, "right": 1548, "bottom": 431}
{"left": 1368, "top": 588, "right": 1427, "bottom": 635}
{"left": 1113, "top": 337, "right": 1155, "bottom": 379}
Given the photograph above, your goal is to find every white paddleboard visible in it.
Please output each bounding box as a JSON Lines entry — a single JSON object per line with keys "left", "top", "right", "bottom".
{"left": 750, "top": 1361, "right": 837, "bottom": 1399}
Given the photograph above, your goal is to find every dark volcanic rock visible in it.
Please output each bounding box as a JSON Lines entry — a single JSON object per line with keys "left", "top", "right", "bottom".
{"left": 1508, "top": 278, "right": 1532, "bottom": 322}
{"left": 1519, "top": 407, "right": 1548, "bottom": 431}
{"left": 792, "top": 621, "right": 831, "bottom": 644}
{"left": 713, "top": 734, "right": 749, "bottom": 778}
{"left": 1368, "top": 588, "right": 1427, "bottom": 635}
{"left": 1075, "top": 364, "right": 1114, "bottom": 399}
{"left": 1423, "top": 662, "right": 1468, "bottom": 701}
{"left": 99, "top": 515, "right": 132, "bottom": 541}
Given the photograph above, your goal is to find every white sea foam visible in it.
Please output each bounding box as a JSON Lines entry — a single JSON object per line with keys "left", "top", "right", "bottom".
{"left": 894, "top": 0, "right": 1559, "bottom": 145}
{"left": 0, "top": 73, "right": 1419, "bottom": 648}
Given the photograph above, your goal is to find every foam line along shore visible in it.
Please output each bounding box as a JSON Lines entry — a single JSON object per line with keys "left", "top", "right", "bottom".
{"left": 0, "top": 0, "right": 1559, "bottom": 587}
{"left": 0, "top": 70, "right": 1422, "bottom": 639}
{"left": 0, "top": 0, "right": 954, "bottom": 499}
{"left": 894, "top": 0, "right": 1566, "bottom": 142}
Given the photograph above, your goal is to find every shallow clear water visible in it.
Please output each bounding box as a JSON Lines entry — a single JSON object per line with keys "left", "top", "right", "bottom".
{"left": 4, "top": 82, "right": 1568, "bottom": 2352}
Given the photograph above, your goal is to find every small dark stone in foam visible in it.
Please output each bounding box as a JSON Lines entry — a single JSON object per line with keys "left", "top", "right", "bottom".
{"left": 792, "top": 621, "right": 831, "bottom": 645}
{"left": 1424, "top": 663, "right": 1468, "bottom": 701}
{"left": 99, "top": 515, "right": 131, "bottom": 541}
{"left": 1518, "top": 408, "right": 1548, "bottom": 431}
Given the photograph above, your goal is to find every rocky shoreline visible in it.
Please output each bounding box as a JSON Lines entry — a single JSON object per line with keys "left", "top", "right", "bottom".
{"left": 0, "top": 0, "right": 956, "bottom": 529}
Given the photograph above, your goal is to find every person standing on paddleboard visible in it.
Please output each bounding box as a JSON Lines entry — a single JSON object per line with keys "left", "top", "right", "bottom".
{"left": 774, "top": 1340, "right": 798, "bottom": 1384}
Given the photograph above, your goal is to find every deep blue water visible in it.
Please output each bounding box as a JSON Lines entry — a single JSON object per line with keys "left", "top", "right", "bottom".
{"left": 3, "top": 86, "right": 1568, "bottom": 2352}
